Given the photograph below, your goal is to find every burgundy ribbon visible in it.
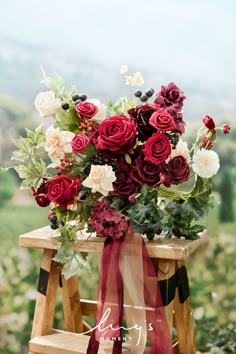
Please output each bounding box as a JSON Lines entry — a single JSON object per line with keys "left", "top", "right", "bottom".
{"left": 86, "top": 231, "right": 173, "bottom": 354}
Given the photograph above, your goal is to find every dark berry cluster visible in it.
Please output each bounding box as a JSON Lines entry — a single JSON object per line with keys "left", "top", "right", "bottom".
{"left": 91, "top": 152, "right": 117, "bottom": 170}
{"left": 48, "top": 212, "right": 65, "bottom": 230}
{"left": 55, "top": 156, "right": 76, "bottom": 174}
{"left": 134, "top": 88, "right": 154, "bottom": 102}
{"left": 165, "top": 131, "right": 180, "bottom": 149}
{"left": 84, "top": 153, "right": 117, "bottom": 175}
{"left": 61, "top": 93, "right": 87, "bottom": 110}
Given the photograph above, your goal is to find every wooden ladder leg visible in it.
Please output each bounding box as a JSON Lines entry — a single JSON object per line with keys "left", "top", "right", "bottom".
{"left": 30, "top": 249, "right": 61, "bottom": 339}
{"left": 61, "top": 274, "right": 84, "bottom": 333}
{"left": 173, "top": 260, "right": 196, "bottom": 354}
{"left": 157, "top": 259, "right": 176, "bottom": 335}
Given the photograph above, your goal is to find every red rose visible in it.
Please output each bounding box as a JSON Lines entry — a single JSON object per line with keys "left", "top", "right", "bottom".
{"left": 72, "top": 134, "right": 89, "bottom": 153}
{"left": 143, "top": 133, "right": 171, "bottom": 164}
{"left": 94, "top": 115, "right": 137, "bottom": 154}
{"left": 31, "top": 180, "right": 50, "bottom": 207}
{"left": 128, "top": 103, "right": 159, "bottom": 141}
{"left": 202, "top": 115, "right": 215, "bottom": 129}
{"left": 75, "top": 101, "right": 98, "bottom": 118}
{"left": 149, "top": 110, "right": 176, "bottom": 131}
{"left": 167, "top": 156, "right": 190, "bottom": 185}
{"left": 131, "top": 152, "right": 164, "bottom": 187}
{"left": 47, "top": 175, "right": 81, "bottom": 209}
{"left": 222, "top": 124, "right": 230, "bottom": 134}
{"left": 111, "top": 160, "right": 138, "bottom": 197}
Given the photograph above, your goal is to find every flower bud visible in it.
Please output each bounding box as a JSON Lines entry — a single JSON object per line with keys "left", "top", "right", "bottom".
{"left": 222, "top": 124, "right": 230, "bottom": 134}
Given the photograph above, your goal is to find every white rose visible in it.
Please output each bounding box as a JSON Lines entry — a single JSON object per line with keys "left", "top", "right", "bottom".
{"left": 87, "top": 99, "right": 107, "bottom": 123}
{"left": 82, "top": 164, "right": 116, "bottom": 196}
{"left": 45, "top": 126, "right": 74, "bottom": 159}
{"left": 192, "top": 149, "right": 220, "bottom": 178}
{"left": 170, "top": 139, "right": 191, "bottom": 163}
{"left": 133, "top": 72, "right": 144, "bottom": 86}
{"left": 125, "top": 75, "right": 134, "bottom": 86}
{"left": 120, "top": 64, "right": 129, "bottom": 74}
{"left": 34, "top": 91, "right": 61, "bottom": 117}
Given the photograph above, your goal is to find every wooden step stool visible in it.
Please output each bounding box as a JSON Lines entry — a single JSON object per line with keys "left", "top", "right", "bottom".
{"left": 19, "top": 226, "right": 207, "bottom": 354}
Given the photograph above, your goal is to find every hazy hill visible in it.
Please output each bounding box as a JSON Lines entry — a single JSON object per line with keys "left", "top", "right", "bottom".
{"left": 0, "top": 36, "right": 235, "bottom": 122}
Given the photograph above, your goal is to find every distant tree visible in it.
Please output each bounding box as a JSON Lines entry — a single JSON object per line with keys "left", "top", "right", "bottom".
{"left": 0, "top": 170, "right": 16, "bottom": 208}
{"left": 0, "top": 95, "right": 35, "bottom": 163}
{"left": 219, "top": 168, "right": 234, "bottom": 222}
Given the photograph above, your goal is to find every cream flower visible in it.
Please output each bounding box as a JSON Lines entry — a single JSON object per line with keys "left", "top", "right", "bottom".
{"left": 34, "top": 91, "right": 61, "bottom": 117}
{"left": 82, "top": 164, "right": 116, "bottom": 196}
{"left": 192, "top": 149, "right": 220, "bottom": 178}
{"left": 133, "top": 72, "right": 144, "bottom": 86}
{"left": 120, "top": 64, "right": 128, "bottom": 74}
{"left": 125, "top": 75, "right": 134, "bottom": 86}
{"left": 45, "top": 126, "right": 74, "bottom": 159}
{"left": 87, "top": 98, "right": 107, "bottom": 123}
{"left": 170, "top": 139, "right": 191, "bottom": 163}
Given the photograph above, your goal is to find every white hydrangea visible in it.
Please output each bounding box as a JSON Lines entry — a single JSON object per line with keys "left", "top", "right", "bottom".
{"left": 45, "top": 126, "right": 74, "bottom": 159}
{"left": 82, "top": 164, "right": 116, "bottom": 196}
{"left": 170, "top": 139, "right": 191, "bottom": 163}
{"left": 192, "top": 149, "right": 220, "bottom": 178}
{"left": 34, "top": 91, "right": 61, "bottom": 117}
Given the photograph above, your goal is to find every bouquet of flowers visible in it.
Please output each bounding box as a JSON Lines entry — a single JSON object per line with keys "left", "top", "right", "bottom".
{"left": 10, "top": 66, "right": 230, "bottom": 279}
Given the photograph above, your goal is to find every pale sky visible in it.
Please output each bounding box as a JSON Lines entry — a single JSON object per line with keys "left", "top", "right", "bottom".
{"left": 0, "top": 0, "right": 236, "bottom": 83}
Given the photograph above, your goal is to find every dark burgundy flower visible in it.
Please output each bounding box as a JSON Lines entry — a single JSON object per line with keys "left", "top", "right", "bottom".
{"left": 111, "top": 160, "right": 138, "bottom": 197}
{"left": 159, "top": 172, "right": 171, "bottom": 188}
{"left": 154, "top": 82, "right": 186, "bottom": 112}
{"left": 32, "top": 180, "right": 50, "bottom": 207}
{"left": 202, "top": 115, "right": 215, "bottom": 130}
{"left": 90, "top": 199, "right": 128, "bottom": 239}
{"left": 128, "top": 103, "right": 159, "bottom": 141}
{"left": 75, "top": 101, "right": 98, "bottom": 118}
{"left": 222, "top": 124, "right": 230, "bottom": 134}
{"left": 91, "top": 115, "right": 137, "bottom": 154}
{"left": 72, "top": 134, "right": 89, "bottom": 153}
{"left": 167, "top": 155, "right": 190, "bottom": 185}
{"left": 47, "top": 175, "right": 81, "bottom": 209}
{"left": 149, "top": 110, "right": 176, "bottom": 131}
{"left": 143, "top": 133, "right": 171, "bottom": 164}
{"left": 131, "top": 152, "right": 164, "bottom": 187}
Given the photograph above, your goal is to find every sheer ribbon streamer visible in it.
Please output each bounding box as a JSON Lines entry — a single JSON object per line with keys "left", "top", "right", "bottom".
{"left": 86, "top": 225, "right": 173, "bottom": 354}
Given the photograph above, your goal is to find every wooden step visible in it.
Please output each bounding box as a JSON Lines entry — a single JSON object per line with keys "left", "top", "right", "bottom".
{"left": 29, "top": 329, "right": 151, "bottom": 353}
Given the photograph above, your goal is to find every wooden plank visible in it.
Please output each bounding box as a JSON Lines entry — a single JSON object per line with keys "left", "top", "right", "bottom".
{"left": 19, "top": 226, "right": 207, "bottom": 260}
{"left": 29, "top": 329, "right": 151, "bottom": 354}
{"left": 173, "top": 260, "right": 196, "bottom": 354}
{"left": 61, "top": 274, "right": 84, "bottom": 333}
{"left": 31, "top": 249, "right": 61, "bottom": 338}
{"left": 157, "top": 259, "right": 176, "bottom": 335}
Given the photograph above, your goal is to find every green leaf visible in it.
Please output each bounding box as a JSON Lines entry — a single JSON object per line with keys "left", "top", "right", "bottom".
{"left": 187, "top": 176, "right": 212, "bottom": 209}
{"left": 62, "top": 252, "right": 91, "bottom": 280}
